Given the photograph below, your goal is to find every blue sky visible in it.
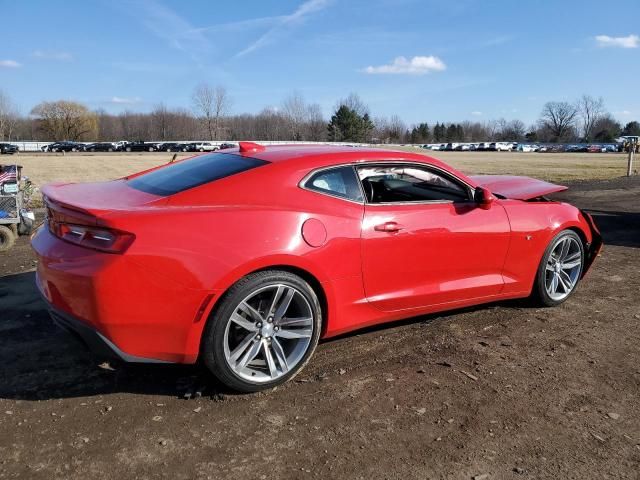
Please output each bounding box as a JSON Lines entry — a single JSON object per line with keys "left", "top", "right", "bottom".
{"left": 1, "top": 0, "right": 639, "bottom": 126}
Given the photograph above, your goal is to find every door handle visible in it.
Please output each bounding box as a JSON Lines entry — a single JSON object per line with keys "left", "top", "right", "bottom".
{"left": 374, "top": 222, "right": 404, "bottom": 233}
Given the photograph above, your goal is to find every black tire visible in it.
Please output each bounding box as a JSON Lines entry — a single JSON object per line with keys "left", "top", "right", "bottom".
{"left": 531, "top": 229, "right": 584, "bottom": 307}
{"left": 148, "top": 147, "right": 154, "bottom": 152}
{"left": 201, "top": 270, "right": 322, "bottom": 393}
{"left": 108, "top": 148, "right": 113, "bottom": 152}
{"left": 125, "top": 147, "right": 132, "bottom": 152}
{"left": 0, "top": 225, "right": 16, "bottom": 252}
{"left": 199, "top": 148, "right": 204, "bottom": 152}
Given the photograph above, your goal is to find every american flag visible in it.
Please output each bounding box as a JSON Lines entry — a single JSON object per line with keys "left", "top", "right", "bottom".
{"left": 0, "top": 165, "right": 17, "bottom": 183}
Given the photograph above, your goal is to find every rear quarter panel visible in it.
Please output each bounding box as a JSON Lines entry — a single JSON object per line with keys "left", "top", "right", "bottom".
{"left": 100, "top": 167, "right": 366, "bottom": 348}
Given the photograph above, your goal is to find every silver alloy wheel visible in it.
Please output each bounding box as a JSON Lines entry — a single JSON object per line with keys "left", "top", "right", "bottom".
{"left": 545, "top": 236, "right": 582, "bottom": 301}
{"left": 223, "top": 284, "right": 315, "bottom": 383}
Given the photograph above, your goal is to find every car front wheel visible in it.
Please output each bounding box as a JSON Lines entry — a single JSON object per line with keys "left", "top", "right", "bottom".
{"left": 202, "top": 270, "right": 322, "bottom": 392}
{"left": 532, "top": 230, "right": 584, "bottom": 306}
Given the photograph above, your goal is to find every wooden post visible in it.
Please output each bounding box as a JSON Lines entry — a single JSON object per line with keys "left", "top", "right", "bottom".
{"left": 628, "top": 139, "right": 636, "bottom": 176}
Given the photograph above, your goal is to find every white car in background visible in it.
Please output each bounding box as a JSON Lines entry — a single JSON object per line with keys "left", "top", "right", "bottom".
{"left": 518, "top": 144, "right": 539, "bottom": 152}
{"left": 193, "top": 142, "right": 218, "bottom": 152}
{"left": 492, "top": 142, "right": 514, "bottom": 151}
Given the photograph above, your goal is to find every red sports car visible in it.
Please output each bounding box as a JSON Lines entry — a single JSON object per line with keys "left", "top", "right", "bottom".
{"left": 32, "top": 143, "right": 602, "bottom": 392}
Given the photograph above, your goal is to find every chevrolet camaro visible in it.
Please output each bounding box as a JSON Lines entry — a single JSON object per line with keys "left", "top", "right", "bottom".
{"left": 32, "top": 143, "right": 602, "bottom": 392}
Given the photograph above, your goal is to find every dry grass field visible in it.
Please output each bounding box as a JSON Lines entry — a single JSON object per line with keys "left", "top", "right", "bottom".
{"left": 4, "top": 149, "right": 631, "bottom": 204}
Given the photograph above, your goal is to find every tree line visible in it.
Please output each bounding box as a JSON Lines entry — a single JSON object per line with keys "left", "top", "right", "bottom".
{"left": 0, "top": 86, "right": 638, "bottom": 144}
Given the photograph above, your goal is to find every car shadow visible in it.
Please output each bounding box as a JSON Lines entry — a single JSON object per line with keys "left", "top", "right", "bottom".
{"left": 585, "top": 209, "right": 640, "bottom": 248}
{"left": 0, "top": 270, "right": 531, "bottom": 402}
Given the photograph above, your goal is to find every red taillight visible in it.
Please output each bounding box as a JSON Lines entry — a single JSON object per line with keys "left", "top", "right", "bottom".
{"left": 48, "top": 219, "right": 135, "bottom": 254}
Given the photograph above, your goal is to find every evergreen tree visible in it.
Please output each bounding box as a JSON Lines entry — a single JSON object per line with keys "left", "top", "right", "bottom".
{"left": 622, "top": 121, "right": 640, "bottom": 137}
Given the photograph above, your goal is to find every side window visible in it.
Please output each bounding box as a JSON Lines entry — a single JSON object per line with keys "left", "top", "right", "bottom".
{"left": 305, "top": 166, "right": 363, "bottom": 202}
{"left": 357, "top": 164, "right": 469, "bottom": 203}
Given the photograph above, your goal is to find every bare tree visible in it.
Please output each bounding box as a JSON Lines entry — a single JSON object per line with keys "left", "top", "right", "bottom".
{"left": 282, "top": 92, "right": 308, "bottom": 140}
{"left": 0, "top": 90, "right": 19, "bottom": 140}
{"left": 539, "top": 101, "right": 578, "bottom": 141}
{"left": 192, "top": 83, "right": 214, "bottom": 140}
{"left": 306, "top": 103, "right": 326, "bottom": 141}
{"left": 192, "top": 83, "right": 231, "bottom": 140}
{"left": 495, "top": 118, "right": 526, "bottom": 141}
{"left": 30, "top": 100, "right": 98, "bottom": 141}
{"left": 576, "top": 95, "right": 605, "bottom": 141}
{"left": 340, "top": 93, "right": 369, "bottom": 117}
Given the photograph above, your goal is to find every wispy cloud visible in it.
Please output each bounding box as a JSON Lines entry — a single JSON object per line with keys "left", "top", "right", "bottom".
{"left": 595, "top": 34, "right": 639, "bottom": 48}
{"left": 471, "top": 111, "right": 482, "bottom": 116}
{"left": 236, "top": 0, "right": 333, "bottom": 57}
{"left": 121, "top": 0, "right": 211, "bottom": 64}
{"left": 0, "top": 60, "right": 21, "bottom": 68}
{"left": 614, "top": 110, "right": 632, "bottom": 116}
{"left": 32, "top": 50, "right": 73, "bottom": 61}
{"left": 363, "top": 56, "right": 446, "bottom": 75}
{"left": 480, "top": 35, "right": 513, "bottom": 48}
{"left": 109, "top": 96, "right": 143, "bottom": 105}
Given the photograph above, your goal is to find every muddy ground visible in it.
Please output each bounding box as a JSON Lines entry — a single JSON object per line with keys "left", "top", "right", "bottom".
{"left": 0, "top": 176, "right": 639, "bottom": 479}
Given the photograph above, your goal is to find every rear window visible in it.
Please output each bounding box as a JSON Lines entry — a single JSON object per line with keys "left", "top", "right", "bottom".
{"left": 127, "top": 153, "right": 268, "bottom": 196}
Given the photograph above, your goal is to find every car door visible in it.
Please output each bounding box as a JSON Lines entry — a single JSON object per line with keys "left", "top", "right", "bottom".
{"left": 358, "top": 163, "right": 511, "bottom": 312}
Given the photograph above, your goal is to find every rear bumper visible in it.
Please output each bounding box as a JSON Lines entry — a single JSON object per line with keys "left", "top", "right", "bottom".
{"left": 32, "top": 225, "right": 212, "bottom": 364}
{"left": 49, "top": 305, "right": 170, "bottom": 363}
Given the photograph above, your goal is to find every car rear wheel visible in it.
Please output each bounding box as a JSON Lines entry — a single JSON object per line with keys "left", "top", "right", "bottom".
{"left": 532, "top": 230, "right": 584, "bottom": 306}
{"left": 202, "top": 270, "right": 322, "bottom": 392}
{"left": 0, "top": 225, "right": 16, "bottom": 252}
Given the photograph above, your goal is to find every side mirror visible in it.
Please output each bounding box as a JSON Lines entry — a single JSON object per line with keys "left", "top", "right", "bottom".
{"left": 474, "top": 187, "right": 496, "bottom": 209}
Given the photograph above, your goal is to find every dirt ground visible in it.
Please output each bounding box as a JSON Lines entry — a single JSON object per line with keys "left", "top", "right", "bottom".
{"left": 1, "top": 174, "right": 639, "bottom": 479}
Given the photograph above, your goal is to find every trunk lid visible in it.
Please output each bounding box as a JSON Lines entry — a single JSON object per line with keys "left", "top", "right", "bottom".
{"left": 470, "top": 175, "right": 567, "bottom": 200}
{"left": 42, "top": 180, "right": 165, "bottom": 218}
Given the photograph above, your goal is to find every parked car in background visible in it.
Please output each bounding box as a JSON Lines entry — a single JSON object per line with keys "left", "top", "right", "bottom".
{"left": 518, "top": 144, "right": 539, "bottom": 152}
{"left": 0, "top": 143, "right": 19, "bottom": 154}
{"left": 454, "top": 144, "right": 470, "bottom": 151}
{"left": 491, "top": 142, "right": 513, "bottom": 152}
{"left": 122, "top": 141, "right": 157, "bottom": 152}
{"left": 43, "top": 141, "right": 83, "bottom": 152}
{"left": 156, "top": 142, "right": 185, "bottom": 152}
{"left": 192, "top": 142, "right": 218, "bottom": 152}
{"left": 587, "top": 145, "right": 606, "bottom": 153}
{"left": 218, "top": 143, "right": 237, "bottom": 150}
{"left": 565, "top": 144, "right": 586, "bottom": 153}
{"left": 84, "top": 142, "right": 116, "bottom": 152}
